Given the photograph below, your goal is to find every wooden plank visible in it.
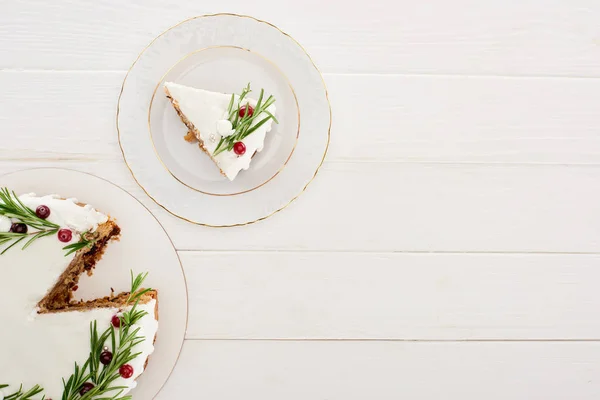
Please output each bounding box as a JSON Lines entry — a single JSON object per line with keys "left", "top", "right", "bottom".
{"left": 327, "top": 74, "right": 600, "bottom": 164}
{"left": 2, "top": 71, "right": 600, "bottom": 165}
{"left": 157, "top": 340, "right": 600, "bottom": 400}
{"left": 181, "top": 252, "right": 600, "bottom": 340}
{"left": 158, "top": 162, "right": 600, "bottom": 252}
{"left": 1, "top": 1, "right": 600, "bottom": 75}
{"left": 2, "top": 72, "right": 600, "bottom": 252}
{"left": 1, "top": 160, "right": 600, "bottom": 253}
{"left": 0, "top": 72, "right": 122, "bottom": 163}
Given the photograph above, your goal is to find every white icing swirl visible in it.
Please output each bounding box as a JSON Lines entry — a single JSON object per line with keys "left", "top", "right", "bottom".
{"left": 216, "top": 119, "right": 235, "bottom": 137}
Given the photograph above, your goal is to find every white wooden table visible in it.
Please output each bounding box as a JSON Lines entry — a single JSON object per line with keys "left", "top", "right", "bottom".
{"left": 2, "top": 1, "right": 600, "bottom": 398}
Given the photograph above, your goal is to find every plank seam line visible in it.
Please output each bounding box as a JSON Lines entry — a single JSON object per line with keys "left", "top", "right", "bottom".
{"left": 176, "top": 250, "right": 600, "bottom": 255}
{"left": 183, "top": 338, "right": 600, "bottom": 343}
{"left": 6, "top": 160, "right": 600, "bottom": 168}
{"left": 2, "top": 69, "right": 600, "bottom": 80}
{"left": 324, "top": 161, "right": 600, "bottom": 167}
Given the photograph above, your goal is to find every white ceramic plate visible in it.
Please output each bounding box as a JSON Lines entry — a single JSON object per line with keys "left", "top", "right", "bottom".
{"left": 118, "top": 14, "right": 331, "bottom": 227}
{"left": 0, "top": 168, "right": 187, "bottom": 400}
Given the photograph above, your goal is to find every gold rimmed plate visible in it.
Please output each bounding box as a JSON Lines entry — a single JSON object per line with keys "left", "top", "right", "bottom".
{"left": 150, "top": 46, "right": 300, "bottom": 196}
{"left": 118, "top": 14, "right": 331, "bottom": 227}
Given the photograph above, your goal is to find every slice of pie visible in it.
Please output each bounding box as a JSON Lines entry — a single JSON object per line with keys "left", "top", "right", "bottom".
{"left": 164, "top": 82, "right": 278, "bottom": 181}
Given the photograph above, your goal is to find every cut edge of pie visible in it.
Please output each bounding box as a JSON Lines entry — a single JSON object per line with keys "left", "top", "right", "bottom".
{"left": 164, "top": 85, "right": 228, "bottom": 178}
{"left": 37, "top": 218, "right": 122, "bottom": 312}
{"left": 36, "top": 214, "right": 159, "bottom": 316}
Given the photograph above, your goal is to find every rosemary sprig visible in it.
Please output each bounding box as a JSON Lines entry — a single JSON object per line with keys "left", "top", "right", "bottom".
{"left": 0, "top": 233, "right": 27, "bottom": 255}
{"left": 0, "top": 189, "right": 59, "bottom": 231}
{"left": 0, "top": 188, "right": 96, "bottom": 256}
{"left": 213, "top": 83, "right": 278, "bottom": 156}
{"left": 227, "top": 83, "right": 251, "bottom": 122}
{"left": 1, "top": 273, "right": 152, "bottom": 400}
{"left": 127, "top": 271, "right": 152, "bottom": 304}
{"left": 61, "top": 271, "right": 152, "bottom": 400}
{"left": 63, "top": 231, "right": 95, "bottom": 257}
{"left": 0, "top": 384, "right": 46, "bottom": 400}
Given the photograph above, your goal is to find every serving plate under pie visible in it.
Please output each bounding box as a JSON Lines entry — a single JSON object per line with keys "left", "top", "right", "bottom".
{"left": 0, "top": 168, "right": 187, "bottom": 400}
{"left": 117, "top": 13, "right": 331, "bottom": 227}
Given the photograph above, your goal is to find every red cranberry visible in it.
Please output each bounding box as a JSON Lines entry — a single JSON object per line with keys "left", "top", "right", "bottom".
{"left": 111, "top": 314, "right": 121, "bottom": 328}
{"left": 100, "top": 350, "right": 113, "bottom": 365}
{"left": 233, "top": 142, "right": 246, "bottom": 156}
{"left": 239, "top": 105, "right": 254, "bottom": 118}
{"left": 79, "top": 382, "right": 94, "bottom": 396}
{"left": 35, "top": 205, "right": 51, "bottom": 219}
{"left": 72, "top": 285, "right": 79, "bottom": 292}
{"left": 119, "top": 364, "right": 134, "bottom": 379}
{"left": 57, "top": 229, "right": 72, "bottom": 243}
{"left": 10, "top": 223, "right": 27, "bottom": 234}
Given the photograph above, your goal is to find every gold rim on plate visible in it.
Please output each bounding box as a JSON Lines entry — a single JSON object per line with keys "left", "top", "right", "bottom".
{"left": 117, "top": 13, "right": 332, "bottom": 228}
{"left": 0, "top": 167, "right": 189, "bottom": 400}
{"left": 147, "top": 45, "right": 301, "bottom": 197}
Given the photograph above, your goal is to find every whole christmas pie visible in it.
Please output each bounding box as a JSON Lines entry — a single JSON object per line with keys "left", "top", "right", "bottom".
{"left": 0, "top": 189, "right": 159, "bottom": 399}
{"left": 164, "top": 82, "right": 278, "bottom": 181}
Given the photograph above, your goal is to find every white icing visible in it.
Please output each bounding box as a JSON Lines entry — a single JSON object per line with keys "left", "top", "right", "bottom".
{"left": 0, "top": 215, "right": 11, "bottom": 232}
{"left": 165, "top": 82, "right": 277, "bottom": 180}
{"left": 18, "top": 193, "right": 108, "bottom": 233}
{"left": 0, "top": 195, "right": 158, "bottom": 399}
